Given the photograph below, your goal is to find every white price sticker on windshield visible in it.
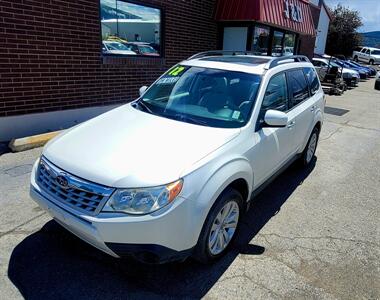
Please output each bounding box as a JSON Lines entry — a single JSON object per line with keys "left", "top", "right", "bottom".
{"left": 232, "top": 111, "right": 241, "bottom": 119}
{"left": 156, "top": 77, "right": 180, "bottom": 85}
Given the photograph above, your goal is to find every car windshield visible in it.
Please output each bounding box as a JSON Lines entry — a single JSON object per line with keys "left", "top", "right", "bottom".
{"left": 349, "top": 61, "right": 360, "bottom": 67}
{"left": 372, "top": 50, "right": 380, "bottom": 55}
{"left": 106, "top": 42, "right": 131, "bottom": 51}
{"left": 136, "top": 66, "right": 262, "bottom": 128}
{"left": 347, "top": 61, "right": 364, "bottom": 68}
{"left": 327, "top": 61, "right": 340, "bottom": 68}
{"left": 140, "top": 46, "right": 157, "bottom": 54}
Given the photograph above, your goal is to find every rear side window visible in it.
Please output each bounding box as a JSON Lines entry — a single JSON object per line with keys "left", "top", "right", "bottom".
{"left": 262, "top": 73, "right": 288, "bottom": 112}
{"left": 287, "top": 69, "right": 309, "bottom": 107}
{"left": 303, "top": 67, "right": 320, "bottom": 95}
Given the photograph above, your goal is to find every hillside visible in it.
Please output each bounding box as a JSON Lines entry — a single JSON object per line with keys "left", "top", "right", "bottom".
{"left": 361, "top": 31, "right": 380, "bottom": 48}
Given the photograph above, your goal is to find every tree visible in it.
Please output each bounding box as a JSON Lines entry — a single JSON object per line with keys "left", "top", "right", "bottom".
{"left": 326, "top": 4, "right": 363, "bottom": 57}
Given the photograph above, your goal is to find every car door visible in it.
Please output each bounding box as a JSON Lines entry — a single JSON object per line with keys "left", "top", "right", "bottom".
{"left": 287, "top": 68, "right": 318, "bottom": 152}
{"left": 363, "top": 49, "right": 369, "bottom": 63}
{"left": 366, "top": 49, "right": 372, "bottom": 63}
{"left": 360, "top": 48, "right": 368, "bottom": 62}
{"left": 250, "top": 72, "right": 297, "bottom": 187}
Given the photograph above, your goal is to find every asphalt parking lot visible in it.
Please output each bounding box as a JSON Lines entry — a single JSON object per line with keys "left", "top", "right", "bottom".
{"left": 0, "top": 78, "right": 379, "bottom": 299}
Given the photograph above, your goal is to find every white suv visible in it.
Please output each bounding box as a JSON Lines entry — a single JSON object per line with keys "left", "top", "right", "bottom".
{"left": 30, "top": 52, "right": 324, "bottom": 264}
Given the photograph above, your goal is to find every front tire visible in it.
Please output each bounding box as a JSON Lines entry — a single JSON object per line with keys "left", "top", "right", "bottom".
{"left": 193, "top": 188, "right": 243, "bottom": 264}
{"left": 300, "top": 127, "right": 320, "bottom": 167}
{"left": 369, "top": 59, "right": 374, "bottom": 65}
{"left": 354, "top": 56, "right": 359, "bottom": 62}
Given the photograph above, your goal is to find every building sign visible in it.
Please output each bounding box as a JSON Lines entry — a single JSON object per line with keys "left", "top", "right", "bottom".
{"left": 284, "top": 0, "right": 303, "bottom": 23}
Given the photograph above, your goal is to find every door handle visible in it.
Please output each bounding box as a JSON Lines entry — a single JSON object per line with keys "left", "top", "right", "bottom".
{"left": 311, "top": 105, "right": 316, "bottom": 112}
{"left": 287, "top": 121, "right": 295, "bottom": 128}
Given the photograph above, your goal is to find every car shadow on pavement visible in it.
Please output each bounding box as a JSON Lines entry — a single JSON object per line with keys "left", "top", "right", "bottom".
{"left": 8, "top": 159, "right": 316, "bottom": 299}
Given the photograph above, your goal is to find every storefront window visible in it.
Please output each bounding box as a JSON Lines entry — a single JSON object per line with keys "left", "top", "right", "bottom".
{"left": 252, "top": 25, "right": 270, "bottom": 56}
{"left": 100, "top": 0, "right": 161, "bottom": 57}
{"left": 284, "top": 33, "right": 296, "bottom": 56}
{"left": 271, "top": 31, "right": 284, "bottom": 57}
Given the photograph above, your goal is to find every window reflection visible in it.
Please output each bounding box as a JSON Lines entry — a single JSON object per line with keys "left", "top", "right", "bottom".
{"left": 272, "top": 31, "right": 284, "bottom": 57}
{"left": 284, "top": 33, "right": 296, "bottom": 56}
{"left": 100, "top": 0, "right": 161, "bottom": 56}
{"left": 252, "top": 25, "right": 270, "bottom": 56}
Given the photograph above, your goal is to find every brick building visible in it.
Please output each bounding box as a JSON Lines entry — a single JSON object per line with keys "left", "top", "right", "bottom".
{"left": 0, "top": 0, "right": 329, "bottom": 141}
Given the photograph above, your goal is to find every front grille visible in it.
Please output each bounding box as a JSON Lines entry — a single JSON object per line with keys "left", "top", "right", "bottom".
{"left": 36, "top": 157, "right": 114, "bottom": 215}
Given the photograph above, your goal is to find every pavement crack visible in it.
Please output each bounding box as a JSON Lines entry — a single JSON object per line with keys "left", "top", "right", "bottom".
{"left": 259, "top": 233, "right": 380, "bottom": 248}
{"left": 0, "top": 212, "right": 47, "bottom": 238}
{"left": 344, "top": 122, "right": 380, "bottom": 133}
{"left": 325, "top": 120, "right": 380, "bottom": 133}
{"left": 320, "top": 127, "right": 342, "bottom": 141}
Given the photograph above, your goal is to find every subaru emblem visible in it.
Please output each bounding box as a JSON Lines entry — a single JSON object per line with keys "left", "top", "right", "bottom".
{"left": 56, "top": 175, "right": 69, "bottom": 189}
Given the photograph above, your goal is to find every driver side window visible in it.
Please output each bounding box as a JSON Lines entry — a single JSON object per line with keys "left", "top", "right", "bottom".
{"left": 262, "top": 73, "right": 288, "bottom": 112}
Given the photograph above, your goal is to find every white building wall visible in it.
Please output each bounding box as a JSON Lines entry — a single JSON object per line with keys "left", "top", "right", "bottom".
{"left": 315, "top": 5, "right": 330, "bottom": 55}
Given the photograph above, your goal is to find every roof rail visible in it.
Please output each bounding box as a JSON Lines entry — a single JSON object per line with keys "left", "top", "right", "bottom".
{"left": 265, "top": 55, "right": 310, "bottom": 69}
{"left": 188, "top": 50, "right": 256, "bottom": 60}
{"left": 187, "top": 51, "right": 311, "bottom": 69}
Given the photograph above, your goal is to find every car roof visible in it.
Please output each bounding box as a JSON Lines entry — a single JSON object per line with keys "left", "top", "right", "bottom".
{"left": 181, "top": 53, "right": 313, "bottom": 75}
{"left": 363, "top": 47, "right": 380, "bottom": 50}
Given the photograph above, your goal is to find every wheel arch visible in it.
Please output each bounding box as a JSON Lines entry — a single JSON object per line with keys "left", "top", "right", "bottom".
{"left": 185, "top": 157, "right": 253, "bottom": 246}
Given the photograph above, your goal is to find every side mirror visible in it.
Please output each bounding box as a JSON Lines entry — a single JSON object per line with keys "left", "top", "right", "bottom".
{"left": 264, "top": 110, "right": 288, "bottom": 128}
{"left": 139, "top": 86, "right": 148, "bottom": 97}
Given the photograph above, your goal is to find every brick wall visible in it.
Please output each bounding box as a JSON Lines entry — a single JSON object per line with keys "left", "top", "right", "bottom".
{"left": 0, "top": 0, "right": 217, "bottom": 117}
{"left": 299, "top": 35, "right": 316, "bottom": 59}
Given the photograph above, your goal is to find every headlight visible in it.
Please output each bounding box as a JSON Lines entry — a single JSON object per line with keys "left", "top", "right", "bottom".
{"left": 343, "top": 73, "right": 352, "bottom": 79}
{"left": 103, "top": 179, "right": 183, "bottom": 215}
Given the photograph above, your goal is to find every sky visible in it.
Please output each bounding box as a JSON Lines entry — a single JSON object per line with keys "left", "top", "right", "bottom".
{"left": 325, "top": 0, "right": 380, "bottom": 33}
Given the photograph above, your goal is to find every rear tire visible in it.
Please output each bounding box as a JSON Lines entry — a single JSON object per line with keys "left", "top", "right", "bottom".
{"left": 300, "top": 127, "right": 320, "bottom": 167}
{"left": 369, "top": 60, "right": 374, "bottom": 65}
{"left": 193, "top": 188, "right": 243, "bottom": 264}
{"left": 375, "top": 80, "right": 380, "bottom": 91}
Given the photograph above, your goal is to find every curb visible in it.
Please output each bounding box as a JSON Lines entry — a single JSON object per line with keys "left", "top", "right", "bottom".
{"left": 9, "top": 130, "right": 63, "bottom": 152}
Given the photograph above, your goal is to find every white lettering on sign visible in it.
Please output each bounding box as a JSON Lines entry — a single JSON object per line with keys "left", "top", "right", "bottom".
{"left": 284, "top": 0, "right": 303, "bottom": 23}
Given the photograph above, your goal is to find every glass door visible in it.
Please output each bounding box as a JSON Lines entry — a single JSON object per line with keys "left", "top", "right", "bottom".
{"left": 271, "top": 31, "right": 285, "bottom": 57}
{"left": 284, "top": 33, "right": 296, "bottom": 56}
{"left": 252, "top": 25, "right": 271, "bottom": 56}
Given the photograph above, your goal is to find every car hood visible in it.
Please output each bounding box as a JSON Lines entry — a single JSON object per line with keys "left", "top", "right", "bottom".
{"left": 343, "top": 68, "right": 359, "bottom": 76}
{"left": 43, "top": 104, "right": 240, "bottom": 188}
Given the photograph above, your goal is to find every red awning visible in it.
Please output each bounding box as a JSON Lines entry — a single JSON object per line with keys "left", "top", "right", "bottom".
{"left": 215, "top": 0, "right": 316, "bottom": 36}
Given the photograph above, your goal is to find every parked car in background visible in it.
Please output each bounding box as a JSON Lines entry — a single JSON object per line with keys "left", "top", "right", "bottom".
{"left": 283, "top": 47, "right": 294, "bottom": 56}
{"left": 344, "top": 60, "right": 375, "bottom": 77}
{"left": 312, "top": 58, "right": 360, "bottom": 87}
{"left": 102, "top": 41, "right": 137, "bottom": 55}
{"left": 124, "top": 42, "right": 159, "bottom": 56}
{"left": 347, "top": 60, "right": 377, "bottom": 77}
{"left": 30, "top": 52, "right": 324, "bottom": 264}
{"left": 353, "top": 47, "right": 380, "bottom": 65}
{"left": 334, "top": 59, "right": 369, "bottom": 79}
{"left": 375, "top": 71, "right": 380, "bottom": 90}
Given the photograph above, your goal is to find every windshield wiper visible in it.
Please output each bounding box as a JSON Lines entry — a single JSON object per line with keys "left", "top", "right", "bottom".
{"left": 172, "top": 114, "right": 209, "bottom": 126}
{"left": 137, "top": 99, "right": 154, "bottom": 114}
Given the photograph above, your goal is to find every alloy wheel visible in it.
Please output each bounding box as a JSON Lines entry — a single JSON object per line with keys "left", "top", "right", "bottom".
{"left": 208, "top": 201, "right": 239, "bottom": 255}
{"left": 306, "top": 133, "right": 317, "bottom": 164}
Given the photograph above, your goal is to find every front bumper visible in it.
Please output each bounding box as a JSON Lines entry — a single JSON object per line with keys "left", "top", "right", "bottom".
{"left": 343, "top": 76, "right": 359, "bottom": 86}
{"left": 30, "top": 162, "right": 198, "bottom": 263}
